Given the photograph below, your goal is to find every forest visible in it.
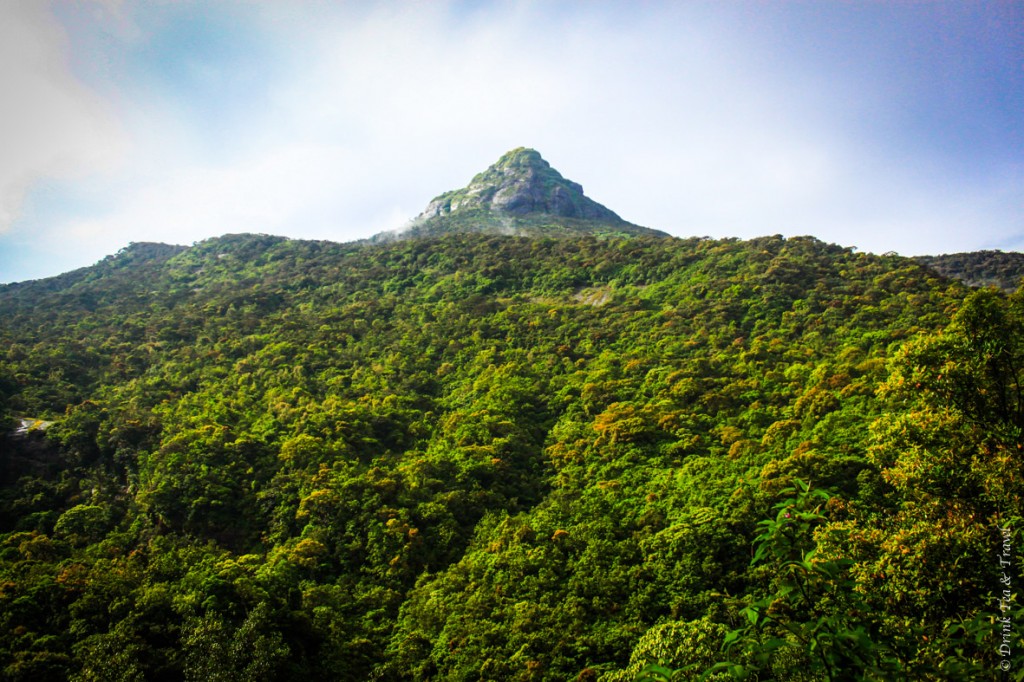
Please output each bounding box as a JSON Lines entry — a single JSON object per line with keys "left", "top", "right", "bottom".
{"left": 0, "top": 231, "right": 1022, "bottom": 680}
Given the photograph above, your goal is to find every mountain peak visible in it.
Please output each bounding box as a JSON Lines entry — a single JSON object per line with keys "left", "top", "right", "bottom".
{"left": 480, "top": 147, "right": 570, "bottom": 185}
{"left": 418, "top": 147, "right": 623, "bottom": 223}
{"left": 489, "top": 146, "right": 547, "bottom": 170}
{"left": 372, "top": 148, "right": 667, "bottom": 242}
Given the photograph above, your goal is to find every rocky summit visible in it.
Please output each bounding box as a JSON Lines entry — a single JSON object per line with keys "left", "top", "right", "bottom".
{"left": 373, "top": 147, "right": 667, "bottom": 241}
{"left": 419, "top": 147, "right": 623, "bottom": 221}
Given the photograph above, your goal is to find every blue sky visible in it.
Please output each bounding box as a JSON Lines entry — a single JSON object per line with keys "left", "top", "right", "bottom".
{"left": 1, "top": 1, "right": 1021, "bottom": 283}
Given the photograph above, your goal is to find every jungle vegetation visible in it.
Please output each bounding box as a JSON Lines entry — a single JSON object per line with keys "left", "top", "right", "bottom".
{"left": 0, "top": 231, "right": 1021, "bottom": 680}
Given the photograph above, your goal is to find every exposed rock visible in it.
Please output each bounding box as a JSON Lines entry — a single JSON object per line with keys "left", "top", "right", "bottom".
{"left": 371, "top": 148, "right": 667, "bottom": 242}
{"left": 416, "top": 148, "right": 623, "bottom": 222}
{"left": 14, "top": 418, "right": 53, "bottom": 436}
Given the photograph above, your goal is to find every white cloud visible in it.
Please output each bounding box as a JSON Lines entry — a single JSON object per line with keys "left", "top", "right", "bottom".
{"left": 0, "top": 1, "right": 125, "bottom": 233}
{"left": 61, "top": 144, "right": 365, "bottom": 247}
{"left": 45, "top": 1, "right": 595, "bottom": 254}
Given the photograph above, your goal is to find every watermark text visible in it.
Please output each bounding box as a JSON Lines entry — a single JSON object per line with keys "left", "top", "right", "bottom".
{"left": 999, "top": 525, "right": 1013, "bottom": 672}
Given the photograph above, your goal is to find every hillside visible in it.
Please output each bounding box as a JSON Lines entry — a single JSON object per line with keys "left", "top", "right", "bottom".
{"left": 4, "top": 227, "right": 1019, "bottom": 675}
{"left": 1, "top": 173, "right": 1022, "bottom": 677}
{"left": 915, "top": 250, "right": 1024, "bottom": 292}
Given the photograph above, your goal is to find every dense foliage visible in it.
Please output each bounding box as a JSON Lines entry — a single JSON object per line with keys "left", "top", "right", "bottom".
{"left": 915, "top": 250, "right": 1024, "bottom": 292}
{"left": 0, "top": 232, "right": 1020, "bottom": 680}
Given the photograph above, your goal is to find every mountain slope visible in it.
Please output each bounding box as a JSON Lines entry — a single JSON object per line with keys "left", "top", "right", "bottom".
{"left": 372, "top": 147, "right": 668, "bottom": 241}
{"left": 3, "top": 229, "right": 1005, "bottom": 680}
{"left": 915, "top": 249, "right": 1024, "bottom": 291}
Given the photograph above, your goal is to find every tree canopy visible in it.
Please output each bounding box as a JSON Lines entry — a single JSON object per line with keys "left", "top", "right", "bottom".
{"left": 0, "top": 232, "right": 1018, "bottom": 680}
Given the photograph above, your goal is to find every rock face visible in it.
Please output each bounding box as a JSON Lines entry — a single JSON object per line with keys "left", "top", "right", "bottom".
{"left": 372, "top": 148, "right": 667, "bottom": 241}
{"left": 418, "top": 147, "right": 624, "bottom": 222}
